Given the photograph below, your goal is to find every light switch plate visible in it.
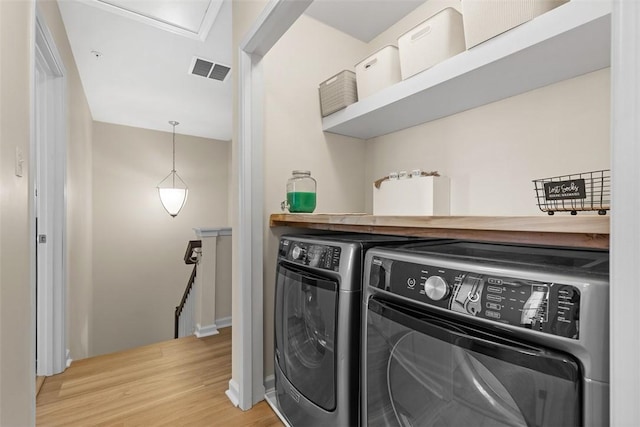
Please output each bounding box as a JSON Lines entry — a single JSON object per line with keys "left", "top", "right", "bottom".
{"left": 15, "top": 147, "right": 24, "bottom": 177}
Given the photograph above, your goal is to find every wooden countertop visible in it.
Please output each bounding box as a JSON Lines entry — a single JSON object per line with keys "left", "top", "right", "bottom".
{"left": 270, "top": 213, "right": 610, "bottom": 249}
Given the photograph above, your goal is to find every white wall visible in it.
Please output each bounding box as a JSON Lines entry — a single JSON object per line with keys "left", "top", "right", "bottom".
{"left": 216, "top": 235, "right": 232, "bottom": 321}
{"left": 91, "top": 122, "right": 229, "bottom": 356}
{"left": 231, "top": 0, "right": 268, "bottom": 406}
{"left": 260, "top": 13, "right": 369, "bottom": 378}
{"left": 365, "top": 69, "right": 611, "bottom": 214}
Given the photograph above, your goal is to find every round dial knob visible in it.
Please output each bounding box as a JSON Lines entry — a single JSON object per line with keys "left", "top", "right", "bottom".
{"left": 424, "top": 276, "right": 450, "bottom": 301}
{"left": 291, "top": 246, "right": 306, "bottom": 260}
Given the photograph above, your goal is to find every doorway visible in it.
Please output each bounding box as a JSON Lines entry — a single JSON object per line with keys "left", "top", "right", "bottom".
{"left": 33, "top": 11, "right": 67, "bottom": 377}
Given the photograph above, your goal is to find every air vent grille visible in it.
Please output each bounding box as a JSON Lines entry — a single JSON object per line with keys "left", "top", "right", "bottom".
{"left": 189, "top": 57, "right": 230, "bottom": 82}
{"left": 209, "top": 64, "right": 230, "bottom": 81}
{"left": 192, "top": 59, "right": 213, "bottom": 77}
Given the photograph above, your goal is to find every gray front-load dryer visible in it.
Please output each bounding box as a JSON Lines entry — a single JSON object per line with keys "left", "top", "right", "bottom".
{"left": 362, "top": 241, "right": 609, "bottom": 427}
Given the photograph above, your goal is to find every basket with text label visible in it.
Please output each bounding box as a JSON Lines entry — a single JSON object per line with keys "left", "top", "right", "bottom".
{"left": 533, "top": 170, "right": 610, "bottom": 215}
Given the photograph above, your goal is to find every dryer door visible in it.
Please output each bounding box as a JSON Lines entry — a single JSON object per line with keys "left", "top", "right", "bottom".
{"left": 364, "top": 298, "right": 581, "bottom": 426}
{"left": 275, "top": 263, "right": 338, "bottom": 411}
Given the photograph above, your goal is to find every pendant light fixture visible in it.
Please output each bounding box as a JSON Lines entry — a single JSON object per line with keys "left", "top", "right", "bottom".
{"left": 157, "top": 120, "right": 188, "bottom": 217}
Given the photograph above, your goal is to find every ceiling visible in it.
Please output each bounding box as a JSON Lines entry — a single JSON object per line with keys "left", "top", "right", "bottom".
{"left": 305, "top": 0, "right": 424, "bottom": 42}
{"left": 58, "top": 0, "right": 424, "bottom": 141}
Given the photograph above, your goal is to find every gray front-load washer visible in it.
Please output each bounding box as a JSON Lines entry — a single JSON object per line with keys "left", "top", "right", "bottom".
{"left": 273, "top": 233, "right": 432, "bottom": 427}
{"left": 362, "top": 241, "right": 609, "bottom": 427}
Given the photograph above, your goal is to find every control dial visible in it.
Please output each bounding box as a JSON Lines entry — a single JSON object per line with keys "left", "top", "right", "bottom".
{"left": 424, "top": 276, "right": 450, "bottom": 301}
{"left": 291, "top": 246, "right": 307, "bottom": 261}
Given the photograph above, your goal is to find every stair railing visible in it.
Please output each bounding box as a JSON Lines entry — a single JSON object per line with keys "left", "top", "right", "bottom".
{"left": 174, "top": 240, "right": 202, "bottom": 338}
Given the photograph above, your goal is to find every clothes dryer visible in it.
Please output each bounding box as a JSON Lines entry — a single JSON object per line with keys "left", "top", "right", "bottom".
{"left": 362, "top": 241, "right": 609, "bottom": 427}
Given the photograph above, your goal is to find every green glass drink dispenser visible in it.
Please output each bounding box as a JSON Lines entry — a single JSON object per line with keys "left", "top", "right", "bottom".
{"left": 281, "top": 170, "right": 316, "bottom": 213}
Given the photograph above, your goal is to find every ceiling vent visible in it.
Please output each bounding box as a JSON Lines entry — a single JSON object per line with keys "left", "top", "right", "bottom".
{"left": 189, "top": 57, "right": 230, "bottom": 82}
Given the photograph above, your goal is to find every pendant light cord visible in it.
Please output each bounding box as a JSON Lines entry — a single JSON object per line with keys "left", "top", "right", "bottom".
{"left": 169, "top": 120, "right": 179, "bottom": 187}
{"left": 172, "top": 124, "right": 176, "bottom": 173}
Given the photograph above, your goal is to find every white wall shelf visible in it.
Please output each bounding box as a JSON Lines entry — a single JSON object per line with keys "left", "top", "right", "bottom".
{"left": 322, "top": 0, "right": 612, "bottom": 139}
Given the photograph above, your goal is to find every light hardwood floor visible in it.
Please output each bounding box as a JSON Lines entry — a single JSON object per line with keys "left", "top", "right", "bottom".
{"left": 37, "top": 328, "right": 283, "bottom": 426}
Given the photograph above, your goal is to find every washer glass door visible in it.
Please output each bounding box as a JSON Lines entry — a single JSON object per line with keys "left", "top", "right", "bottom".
{"left": 275, "top": 263, "right": 338, "bottom": 411}
{"left": 365, "top": 298, "right": 581, "bottom": 426}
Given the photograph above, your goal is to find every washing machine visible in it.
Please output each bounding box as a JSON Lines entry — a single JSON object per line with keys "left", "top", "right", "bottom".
{"left": 362, "top": 240, "right": 609, "bottom": 426}
{"left": 274, "top": 233, "right": 433, "bottom": 427}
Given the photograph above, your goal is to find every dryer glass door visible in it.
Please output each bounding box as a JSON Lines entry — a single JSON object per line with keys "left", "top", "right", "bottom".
{"left": 275, "top": 263, "right": 338, "bottom": 411}
{"left": 365, "top": 298, "right": 581, "bottom": 426}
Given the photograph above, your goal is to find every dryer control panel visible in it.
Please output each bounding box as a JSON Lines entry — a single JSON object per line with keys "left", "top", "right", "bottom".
{"left": 279, "top": 239, "right": 342, "bottom": 271}
{"left": 369, "top": 257, "right": 581, "bottom": 339}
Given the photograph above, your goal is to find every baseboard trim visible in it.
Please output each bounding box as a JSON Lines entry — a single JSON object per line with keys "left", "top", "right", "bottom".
{"left": 195, "top": 323, "right": 219, "bottom": 338}
{"left": 264, "top": 374, "right": 275, "bottom": 392}
{"left": 265, "top": 389, "right": 291, "bottom": 427}
{"left": 226, "top": 379, "right": 240, "bottom": 407}
{"left": 195, "top": 317, "right": 232, "bottom": 338}
{"left": 216, "top": 316, "right": 232, "bottom": 329}
{"left": 66, "top": 348, "right": 72, "bottom": 368}
{"left": 36, "top": 376, "right": 46, "bottom": 398}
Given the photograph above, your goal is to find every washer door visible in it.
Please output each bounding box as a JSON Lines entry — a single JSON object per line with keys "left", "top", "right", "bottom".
{"left": 275, "top": 263, "right": 338, "bottom": 411}
{"left": 365, "top": 298, "right": 581, "bottom": 426}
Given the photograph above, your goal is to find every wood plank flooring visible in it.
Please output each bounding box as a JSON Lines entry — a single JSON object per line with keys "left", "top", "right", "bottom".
{"left": 36, "top": 328, "right": 283, "bottom": 426}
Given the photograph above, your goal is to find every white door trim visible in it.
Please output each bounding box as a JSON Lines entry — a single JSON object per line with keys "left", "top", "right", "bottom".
{"left": 33, "top": 8, "right": 67, "bottom": 376}
{"left": 610, "top": 0, "right": 640, "bottom": 424}
{"left": 231, "top": 0, "right": 312, "bottom": 410}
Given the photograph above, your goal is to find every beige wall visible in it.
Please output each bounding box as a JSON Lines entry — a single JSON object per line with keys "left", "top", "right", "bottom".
{"left": 362, "top": 2, "right": 610, "bottom": 215}
{"left": 261, "top": 14, "right": 368, "bottom": 378}
{"left": 364, "top": 69, "right": 611, "bottom": 214}
{"left": 234, "top": 0, "right": 611, "bottom": 386}
{"left": 91, "top": 122, "right": 229, "bottom": 356}
{"left": 0, "top": 0, "right": 93, "bottom": 422}
{"left": 0, "top": 1, "right": 35, "bottom": 425}
{"left": 231, "top": 0, "right": 369, "bottom": 382}
{"left": 37, "top": 0, "right": 95, "bottom": 362}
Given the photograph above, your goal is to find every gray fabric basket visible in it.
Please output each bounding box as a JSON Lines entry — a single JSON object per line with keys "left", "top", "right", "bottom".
{"left": 318, "top": 70, "right": 358, "bottom": 117}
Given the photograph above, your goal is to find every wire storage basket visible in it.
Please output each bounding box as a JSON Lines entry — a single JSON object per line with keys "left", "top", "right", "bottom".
{"left": 533, "top": 170, "right": 610, "bottom": 215}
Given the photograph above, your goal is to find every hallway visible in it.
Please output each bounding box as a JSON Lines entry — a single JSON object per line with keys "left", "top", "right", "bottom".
{"left": 36, "top": 328, "right": 282, "bottom": 426}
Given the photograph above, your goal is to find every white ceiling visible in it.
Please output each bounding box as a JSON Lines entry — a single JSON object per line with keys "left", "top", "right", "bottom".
{"left": 58, "top": 0, "right": 424, "bottom": 141}
{"left": 305, "top": 0, "right": 425, "bottom": 42}
{"left": 58, "top": 0, "right": 232, "bottom": 140}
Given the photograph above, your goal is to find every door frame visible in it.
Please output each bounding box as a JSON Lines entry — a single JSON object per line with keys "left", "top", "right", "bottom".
{"left": 32, "top": 8, "right": 67, "bottom": 376}
{"left": 231, "top": 0, "right": 312, "bottom": 410}
{"left": 610, "top": 0, "right": 640, "bottom": 424}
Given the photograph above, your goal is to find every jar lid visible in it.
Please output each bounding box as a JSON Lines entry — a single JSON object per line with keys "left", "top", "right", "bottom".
{"left": 292, "top": 170, "right": 311, "bottom": 175}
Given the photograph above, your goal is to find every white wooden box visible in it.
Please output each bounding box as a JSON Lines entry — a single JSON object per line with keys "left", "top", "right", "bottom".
{"left": 398, "top": 8, "right": 466, "bottom": 80}
{"left": 373, "top": 176, "right": 450, "bottom": 216}
{"left": 355, "top": 45, "right": 401, "bottom": 99}
{"left": 462, "top": 0, "right": 569, "bottom": 49}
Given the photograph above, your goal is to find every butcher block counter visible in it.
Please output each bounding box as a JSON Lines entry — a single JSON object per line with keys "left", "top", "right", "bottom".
{"left": 269, "top": 214, "right": 610, "bottom": 249}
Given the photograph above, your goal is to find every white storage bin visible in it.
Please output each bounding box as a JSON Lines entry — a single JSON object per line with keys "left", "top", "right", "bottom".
{"left": 398, "top": 8, "right": 466, "bottom": 80}
{"left": 355, "top": 45, "right": 401, "bottom": 99}
{"left": 462, "top": 0, "right": 569, "bottom": 49}
{"left": 373, "top": 175, "right": 450, "bottom": 216}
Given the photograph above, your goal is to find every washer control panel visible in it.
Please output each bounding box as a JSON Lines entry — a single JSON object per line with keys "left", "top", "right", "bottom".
{"left": 279, "top": 239, "right": 341, "bottom": 271}
{"left": 369, "top": 257, "right": 581, "bottom": 339}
